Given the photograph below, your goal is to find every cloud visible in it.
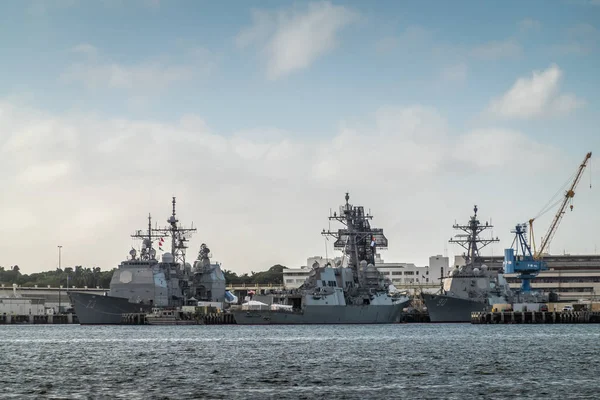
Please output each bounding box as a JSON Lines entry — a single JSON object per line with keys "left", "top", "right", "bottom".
{"left": 375, "top": 26, "right": 432, "bottom": 54}
{"left": 70, "top": 43, "right": 99, "bottom": 58}
{"left": 518, "top": 18, "right": 542, "bottom": 32}
{"left": 470, "top": 38, "right": 522, "bottom": 60}
{"left": 61, "top": 44, "right": 215, "bottom": 93}
{"left": 486, "top": 64, "right": 585, "bottom": 119}
{"left": 0, "top": 99, "right": 565, "bottom": 274}
{"left": 553, "top": 23, "right": 599, "bottom": 55}
{"left": 27, "top": 0, "right": 78, "bottom": 15}
{"left": 236, "top": 1, "right": 358, "bottom": 79}
{"left": 440, "top": 63, "right": 468, "bottom": 84}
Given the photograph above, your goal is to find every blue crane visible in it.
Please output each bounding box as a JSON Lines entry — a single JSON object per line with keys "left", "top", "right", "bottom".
{"left": 504, "top": 151, "right": 591, "bottom": 292}
{"left": 503, "top": 224, "right": 547, "bottom": 292}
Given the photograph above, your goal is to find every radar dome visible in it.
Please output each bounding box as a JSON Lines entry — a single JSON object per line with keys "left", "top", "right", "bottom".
{"left": 473, "top": 267, "right": 480, "bottom": 274}
{"left": 481, "top": 264, "right": 489, "bottom": 271}
{"left": 359, "top": 260, "right": 367, "bottom": 269}
{"left": 168, "top": 216, "right": 176, "bottom": 224}
{"left": 162, "top": 252, "right": 174, "bottom": 263}
{"left": 129, "top": 249, "right": 137, "bottom": 258}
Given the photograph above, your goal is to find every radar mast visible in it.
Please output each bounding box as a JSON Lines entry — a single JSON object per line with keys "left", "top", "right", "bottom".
{"left": 449, "top": 205, "right": 499, "bottom": 267}
{"left": 321, "top": 192, "right": 388, "bottom": 274}
{"left": 154, "top": 197, "right": 197, "bottom": 265}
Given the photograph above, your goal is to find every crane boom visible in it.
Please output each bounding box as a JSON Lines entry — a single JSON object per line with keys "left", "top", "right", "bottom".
{"left": 534, "top": 151, "right": 591, "bottom": 259}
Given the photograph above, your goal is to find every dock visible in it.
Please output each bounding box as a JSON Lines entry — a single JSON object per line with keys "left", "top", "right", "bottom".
{"left": 471, "top": 311, "right": 600, "bottom": 324}
{"left": 0, "top": 313, "right": 78, "bottom": 324}
{"left": 120, "top": 312, "right": 236, "bottom": 325}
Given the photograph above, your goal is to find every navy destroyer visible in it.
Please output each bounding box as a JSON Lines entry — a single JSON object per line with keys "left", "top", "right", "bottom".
{"left": 69, "top": 198, "right": 226, "bottom": 324}
{"left": 422, "top": 205, "right": 512, "bottom": 322}
{"left": 232, "top": 193, "right": 410, "bottom": 324}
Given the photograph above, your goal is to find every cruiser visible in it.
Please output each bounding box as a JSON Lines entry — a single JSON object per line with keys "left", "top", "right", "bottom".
{"left": 232, "top": 193, "right": 410, "bottom": 324}
{"left": 422, "top": 205, "right": 512, "bottom": 322}
{"left": 69, "top": 198, "right": 226, "bottom": 324}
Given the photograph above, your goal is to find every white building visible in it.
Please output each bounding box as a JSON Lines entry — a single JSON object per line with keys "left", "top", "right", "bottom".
{"left": 283, "top": 255, "right": 449, "bottom": 290}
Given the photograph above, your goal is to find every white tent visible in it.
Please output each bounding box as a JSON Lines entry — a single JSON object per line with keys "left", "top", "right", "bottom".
{"left": 241, "top": 300, "right": 269, "bottom": 310}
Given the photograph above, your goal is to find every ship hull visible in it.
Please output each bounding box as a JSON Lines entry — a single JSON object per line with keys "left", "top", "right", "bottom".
{"left": 422, "top": 293, "right": 487, "bottom": 322}
{"left": 68, "top": 291, "right": 152, "bottom": 325}
{"left": 232, "top": 301, "right": 409, "bottom": 325}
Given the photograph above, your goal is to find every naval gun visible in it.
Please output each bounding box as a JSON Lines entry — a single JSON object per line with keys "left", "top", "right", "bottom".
{"left": 503, "top": 224, "right": 547, "bottom": 292}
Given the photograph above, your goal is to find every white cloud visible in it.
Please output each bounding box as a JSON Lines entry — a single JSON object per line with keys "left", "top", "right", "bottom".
{"left": 0, "top": 99, "right": 574, "bottom": 275}
{"left": 375, "top": 26, "right": 432, "bottom": 53}
{"left": 518, "top": 18, "right": 542, "bottom": 32}
{"left": 470, "top": 38, "right": 522, "bottom": 60}
{"left": 487, "top": 64, "right": 585, "bottom": 119}
{"left": 27, "top": 0, "right": 78, "bottom": 15}
{"left": 553, "top": 23, "right": 599, "bottom": 55}
{"left": 70, "top": 43, "right": 99, "bottom": 58}
{"left": 440, "top": 63, "right": 468, "bottom": 84}
{"left": 236, "top": 1, "right": 358, "bottom": 79}
{"left": 61, "top": 45, "right": 214, "bottom": 93}
{"left": 17, "top": 161, "right": 71, "bottom": 184}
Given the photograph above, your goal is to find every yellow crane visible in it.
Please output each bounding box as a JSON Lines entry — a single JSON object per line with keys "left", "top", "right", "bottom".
{"left": 529, "top": 151, "right": 592, "bottom": 259}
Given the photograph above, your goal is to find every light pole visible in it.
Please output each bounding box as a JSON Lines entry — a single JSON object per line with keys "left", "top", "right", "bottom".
{"left": 58, "top": 245, "right": 62, "bottom": 314}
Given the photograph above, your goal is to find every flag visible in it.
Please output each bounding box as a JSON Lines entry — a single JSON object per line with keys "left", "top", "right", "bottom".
{"left": 159, "top": 237, "right": 164, "bottom": 250}
{"left": 370, "top": 236, "right": 375, "bottom": 247}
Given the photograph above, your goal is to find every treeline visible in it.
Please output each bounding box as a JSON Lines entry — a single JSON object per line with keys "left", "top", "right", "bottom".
{"left": 0, "top": 264, "right": 287, "bottom": 287}
{"left": 0, "top": 265, "right": 114, "bottom": 288}
{"left": 223, "top": 264, "right": 287, "bottom": 285}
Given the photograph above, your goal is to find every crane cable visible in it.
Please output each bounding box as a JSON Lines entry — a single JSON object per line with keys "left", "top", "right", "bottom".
{"left": 532, "top": 169, "right": 578, "bottom": 221}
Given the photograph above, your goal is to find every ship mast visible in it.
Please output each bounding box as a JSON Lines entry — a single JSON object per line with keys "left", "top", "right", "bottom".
{"left": 321, "top": 193, "right": 387, "bottom": 273}
{"left": 449, "top": 205, "right": 499, "bottom": 267}
{"left": 154, "top": 197, "right": 197, "bottom": 265}
{"left": 130, "top": 213, "right": 163, "bottom": 261}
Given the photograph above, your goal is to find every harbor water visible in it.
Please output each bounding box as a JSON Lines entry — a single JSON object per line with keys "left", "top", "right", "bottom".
{"left": 1, "top": 324, "right": 599, "bottom": 399}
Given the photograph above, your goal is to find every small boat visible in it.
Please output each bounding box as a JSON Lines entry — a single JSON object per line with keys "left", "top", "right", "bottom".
{"left": 145, "top": 307, "right": 201, "bottom": 325}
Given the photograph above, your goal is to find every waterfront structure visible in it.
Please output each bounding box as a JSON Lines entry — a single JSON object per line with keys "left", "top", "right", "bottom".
{"left": 233, "top": 193, "right": 410, "bottom": 324}
{"left": 283, "top": 254, "right": 448, "bottom": 292}
{"left": 478, "top": 254, "right": 600, "bottom": 301}
{"left": 69, "top": 197, "right": 227, "bottom": 324}
{"left": 422, "top": 205, "right": 512, "bottom": 322}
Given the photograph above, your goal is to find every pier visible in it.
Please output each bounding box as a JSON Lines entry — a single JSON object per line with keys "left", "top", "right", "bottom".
{"left": 120, "top": 312, "right": 236, "bottom": 325}
{"left": 471, "top": 311, "right": 600, "bottom": 324}
{"left": 0, "top": 313, "right": 77, "bottom": 324}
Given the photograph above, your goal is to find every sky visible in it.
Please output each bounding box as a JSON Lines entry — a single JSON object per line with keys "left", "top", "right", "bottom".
{"left": 1, "top": 0, "right": 599, "bottom": 275}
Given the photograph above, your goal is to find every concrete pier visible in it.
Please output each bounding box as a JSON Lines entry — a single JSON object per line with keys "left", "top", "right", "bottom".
{"left": 471, "top": 311, "right": 600, "bottom": 324}
{"left": 0, "top": 313, "right": 76, "bottom": 324}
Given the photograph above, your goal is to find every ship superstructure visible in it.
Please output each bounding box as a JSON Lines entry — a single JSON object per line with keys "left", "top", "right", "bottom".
{"left": 232, "top": 193, "right": 409, "bottom": 324}
{"left": 69, "top": 198, "right": 226, "bottom": 324}
{"left": 422, "top": 205, "right": 512, "bottom": 322}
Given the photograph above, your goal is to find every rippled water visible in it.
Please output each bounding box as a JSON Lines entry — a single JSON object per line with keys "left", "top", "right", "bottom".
{"left": 0, "top": 324, "right": 599, "bottom": 399}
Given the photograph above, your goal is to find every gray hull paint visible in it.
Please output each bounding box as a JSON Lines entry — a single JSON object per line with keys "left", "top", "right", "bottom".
{"left": 422, "top": 293, "right": 487, "bottom": 322}
{"left": 69, "top": 292, "right": 151, "bottom": 325}
{"left": 232, "top": 301, "right": 409, "bottom": 325}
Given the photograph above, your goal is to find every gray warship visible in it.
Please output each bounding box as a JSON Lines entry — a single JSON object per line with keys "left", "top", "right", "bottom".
{"left": 69, "top": 198, "right": 226, "bottom": 324}
{"left": 232, "top": 193, "right": 410, "bottom": 325}
{"left": 422, "top": 205, "right": 512, "bottom": 322}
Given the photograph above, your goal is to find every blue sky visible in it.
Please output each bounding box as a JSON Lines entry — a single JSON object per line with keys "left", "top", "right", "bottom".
{"left": 1, "top": 0, "right": 599, "bottom": 273}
